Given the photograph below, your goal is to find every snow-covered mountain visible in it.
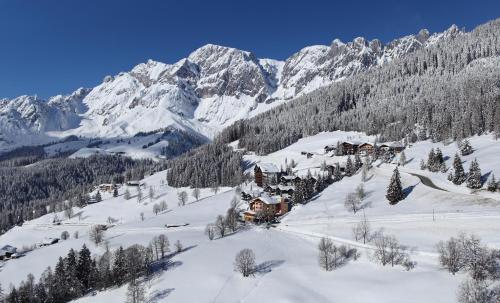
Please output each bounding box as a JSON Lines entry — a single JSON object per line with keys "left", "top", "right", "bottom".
{"left": 0, "top": 25, "right": 461, "bottom": 150}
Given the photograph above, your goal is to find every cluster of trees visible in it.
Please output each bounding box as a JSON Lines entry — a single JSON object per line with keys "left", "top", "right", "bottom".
{"left": 446, "top": 153, "right": 484, "bottom": 189}
{"left": 165, "top": 20, "right": 499, "bottom": 190}
{"left": 152, "top": 200, "right": 168, "bottom": 215}
{"left": 166, "top": 143, "right": 243, "bottom": 188}
{"left": 215, "top": 20, "right": 500, "bottom": 157}
{"left": 318, "top": 237, "right": 359, "bottom": 271}
{"left": 436, "top": 233, "right": 500, "bottom": 303}
{"left": 372, "top": 232, "right": 416, "bottom": 270}
{"left": 0, "top": 155, "right": 164, "bottom": 234}
{"left": 422, "top": 148, "right": 446, "bottom": 172}
{"left": 3, "top": 243, "right": 153, "bottom": 303}
{"left": 205, "top": 198, "right": 240, "bottom": 240}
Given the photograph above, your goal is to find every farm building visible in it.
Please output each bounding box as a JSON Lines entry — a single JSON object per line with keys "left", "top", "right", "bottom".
{"left": 98, "top": 183, "right": 118, "bottom": 193}
{"left": 254, "top": 163, "right": 281, "bottom": 187}
{"left": 358, "top": 143, "right": 375, "bottom": 155}
{"left": 243, "top": 193, "right": 289, "bottom": 222}
{"left": 0, "top": 245, "right": 17, "bottom": 260}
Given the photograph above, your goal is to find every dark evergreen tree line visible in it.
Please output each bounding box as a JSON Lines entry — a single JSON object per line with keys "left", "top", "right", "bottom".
{"left": 4, "top": 243, "right": 155, "bottom": 303}
{"left": 166, "top": 142, "right": 243, "bottom": 188}
{"left": 0, "top": 155, "right": 164, "bottom": 234}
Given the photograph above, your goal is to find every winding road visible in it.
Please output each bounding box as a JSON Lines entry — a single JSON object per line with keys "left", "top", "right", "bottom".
{"left": 408, "top": 172, "right": 447, "bottom": 191}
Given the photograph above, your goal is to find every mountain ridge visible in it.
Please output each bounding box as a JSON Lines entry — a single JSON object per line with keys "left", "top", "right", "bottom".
{"left": 0, "top": 25, "right": 461, "bottom": 150}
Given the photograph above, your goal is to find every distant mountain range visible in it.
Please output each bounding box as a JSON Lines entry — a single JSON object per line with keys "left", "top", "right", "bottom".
{"left": 0, "top": 25, "right": 461, "bottom": 151}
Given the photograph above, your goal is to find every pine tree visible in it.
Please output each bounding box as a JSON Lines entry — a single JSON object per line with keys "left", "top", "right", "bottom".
{"left": 466, "top": 159, "right": 482, "bottom": 189}
{"left": 65, "top": 248, "right": 83, "bottom": 298}
{"left": 95, "top": 191, "right": 102, "bottom": 202}
{"left": 354, "top": 153, "right": 362, "bottom": 171}
{"left": 386, "top": 167, "right": 404, "bottom": 204}
{"left": 333, "top": 163, "right": 342, "bottom": 182}
{"left": 77, "top": 244, "right": 92, "bottom": 289}
{"left": 345, "top": 156, "right": 354, "bottom": 177}
{"left": 487, "top": 174, "right": 497, "bottom": 192}
{"left": 460, "top": 139, "right": 473, "bottom": 156}
{"left": 427, "top": 148, "right": 436, "bottom": 171}
{"left": 452, "top": 153, "right": 466, "bottom": 185}
{"left": 113, "top": 246, "right": 127, "bottom": 285}
{"left": 54, "top": 257, "right": 69, "bottom": 301}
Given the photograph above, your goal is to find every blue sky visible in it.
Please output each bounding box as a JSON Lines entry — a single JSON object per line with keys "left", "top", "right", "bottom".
{"left": 0, "top": 0, "right": 498, "bottom": 99}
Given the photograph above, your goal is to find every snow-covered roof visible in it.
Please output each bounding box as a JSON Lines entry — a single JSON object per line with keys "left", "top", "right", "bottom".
{"left": 268, "top": 185, "right": 295, "bottom": 191}
{"left": 257, "top": 163, "right": 280, "bottom": 173}
{"left": 281, "top": 175, "right": 295, "bottom": 180}
{"left": 252, "top": 193, "right": 280, "bottom": 205}
{"left": 390, "top": 141, "right": 404, "bottom": 148}
{"left": 344, "top": 140, "right": 363, "bottom": 145}
{"left": 0, "top": 245, "right": 17, "bottom": 253}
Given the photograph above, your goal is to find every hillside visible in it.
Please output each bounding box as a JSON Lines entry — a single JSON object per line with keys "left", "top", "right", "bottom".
{"left": 1, "top": 131, "right": 499, "bottom": 302}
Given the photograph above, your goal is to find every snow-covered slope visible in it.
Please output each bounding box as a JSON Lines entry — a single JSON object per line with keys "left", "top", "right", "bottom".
{"left": 2, "top": 131, "right": 499, "bottom": 303}
{"left": 0, "top": 26, "right": 461, "bottom": 151}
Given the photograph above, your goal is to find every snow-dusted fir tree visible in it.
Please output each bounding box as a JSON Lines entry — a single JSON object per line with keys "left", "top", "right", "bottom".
{"left": 354, "top": 153, "right": 363, "bottom": 171}
{"left": 345, "top": 156, "right": 354, "bottom": 177}
{"left": 95, "top": 191, "right": 102, "bottom": 202}
{"left": 386, "top": 167, "right": 404, "bottom": 204}
{"left": 487, "top": 174, "right": 497, "bottom": 192}
{"left": 466, "top": 159, "right": 482, "bottom": 189}
{"left": 333, "top": 162, "right": 342, "bottom": 182}
{"left": 460, "top": 139, "right": 474, "bottom": 156}
{"left": 452, "top": 153, "right": 466, "bottom": 185}
{"left": 427, "top": 148, "right": 436, "bottom": 171}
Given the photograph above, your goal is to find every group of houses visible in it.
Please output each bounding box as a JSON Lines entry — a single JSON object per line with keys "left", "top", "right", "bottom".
{"left": 324, "top": 141, "right": 405, "bottom": 156}
{"left": 242, "top": 163, "right": 324, "bottom": 223}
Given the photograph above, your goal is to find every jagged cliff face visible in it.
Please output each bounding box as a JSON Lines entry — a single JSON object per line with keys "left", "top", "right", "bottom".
{"left": 0, "top": 26, "right": 461, "bottom": 148}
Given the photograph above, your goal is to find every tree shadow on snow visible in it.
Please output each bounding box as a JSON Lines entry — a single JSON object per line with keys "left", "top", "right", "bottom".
{"left": 403, "top": 184, "right": 417, "bottom": 198}
{"left": 481, "top": 171, "right": 492, "bottom": 186}
{"left": 253, "top": 259, "right": 285, "bottom": 275}
{"left": 148, "top": 288, "right": 175, "bottom": 303}
{"left": 364, "top": 174, "right": 375, "bottom": 182}
{"left": 443, "top": 156, "right": 450, "bottom": 162}
{"left": 404, "top": 158, "right": 414, "bottom": 165}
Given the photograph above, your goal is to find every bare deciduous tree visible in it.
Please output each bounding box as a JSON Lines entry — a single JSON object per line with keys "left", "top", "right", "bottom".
{"left": 126, "top": 280, "right": 146, "bottom": 303}
{"left": 192, "top": 188, "right": 201, "bottom": 201}
{"left": 234, "top": 248, "right": 256, "bottom": 277}
{"left": 457, "top": 279, "right": 495, "bottom": 303}
{"left": 205, "top": 223, "right": 216, "bottom": 240}
{"left": 215, "top": 214, "right": 227, "bottom": 238}
{"left": 352, "top": 213, "right": 371, "bottom": 244}
{"left": 344, "top": 192, "right": 361, "bottom": 214}
{"left": 177, "top": 191, "right": 188, "bottom": 206}
{"left": 159, "top": 200, "right": 168, "bottom": 212}
{"left": 60, "top": 230, "right": 70, "bottom": 240}
{"left": 318, "top": 237, "right": 335, "bottom": 271}
{"left": 153, "top": 203, "right": 160, "bottom": 215}
{"left": 436, "top": 236, "right": 463, "bottom": 275}
{"left": 174, "top": 240, "right": 183, "bottom": 253}
{"left": 89, "top": 225, "right": 105, "bottom": 245}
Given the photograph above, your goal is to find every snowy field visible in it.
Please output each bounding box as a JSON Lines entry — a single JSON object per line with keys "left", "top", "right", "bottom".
{"left": 1, "top": 131, "right": 499, "bottom": 302}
